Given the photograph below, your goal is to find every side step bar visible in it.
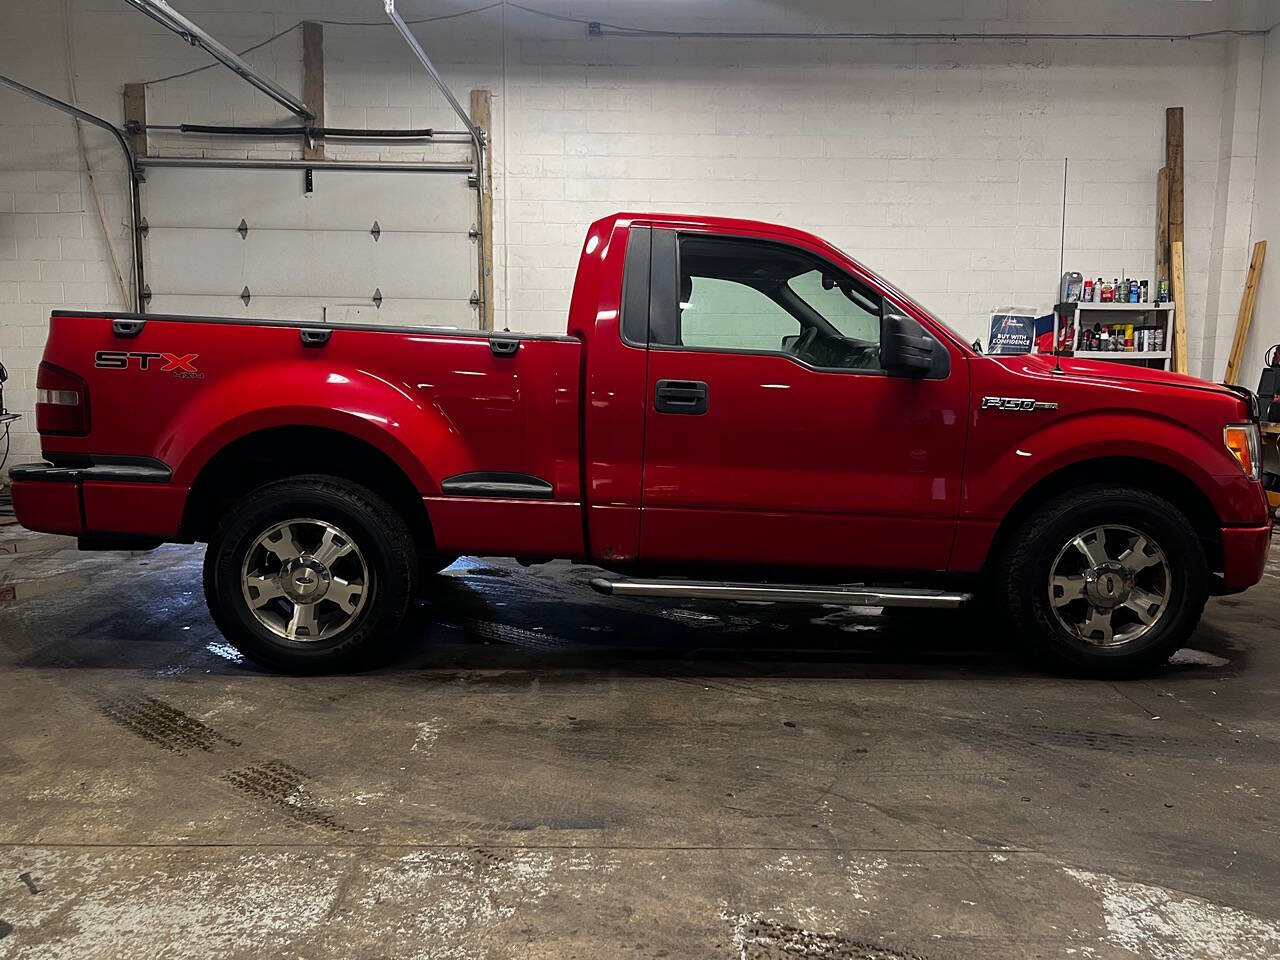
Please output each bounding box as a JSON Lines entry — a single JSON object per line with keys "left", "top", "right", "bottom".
{"left": 588, "top": 578, "right": 971, "bottom": 609}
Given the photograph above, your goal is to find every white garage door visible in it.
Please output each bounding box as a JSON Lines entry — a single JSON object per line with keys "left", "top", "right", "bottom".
{"left": 138, "top": 166, "right": 480, "bottom": 329}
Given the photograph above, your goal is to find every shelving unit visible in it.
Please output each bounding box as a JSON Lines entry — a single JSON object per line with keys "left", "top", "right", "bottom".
{"left": 1056, "top": 302, "right": 1174, "bottom": 370}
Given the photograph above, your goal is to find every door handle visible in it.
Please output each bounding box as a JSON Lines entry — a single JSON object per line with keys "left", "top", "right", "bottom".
{"left": 655, "top": 379, "right": 708, "bottom": 415}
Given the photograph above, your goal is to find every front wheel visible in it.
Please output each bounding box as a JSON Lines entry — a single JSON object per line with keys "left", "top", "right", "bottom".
{"left": 203, "top": 475, "right": 417, "bottom": 673}
{"left": 998, "top": 485, "right": 1208, "bottom": 676}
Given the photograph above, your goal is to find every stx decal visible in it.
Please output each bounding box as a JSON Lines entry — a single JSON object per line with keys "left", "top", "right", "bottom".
{"left": 980, "top": 396, "right": 1059, "bottom": 412}
{"left": 96, "top": 351, "right": 201, "bottom": 375}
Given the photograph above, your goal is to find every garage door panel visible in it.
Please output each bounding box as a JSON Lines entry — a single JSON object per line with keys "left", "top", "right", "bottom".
{"left": 146, "top": 295, "right": 478, "bottom": 329}
{"left": 139, "top": 166, "right": 480, "bottom": 329}
{"left": 145, "top": 228, "right": 474, "bottom": 301}
{"left": 302, "top": 172, "right": 475, "bottom": 232}
{"left": 141, "top": 168, "right": 475, "bottom": 232}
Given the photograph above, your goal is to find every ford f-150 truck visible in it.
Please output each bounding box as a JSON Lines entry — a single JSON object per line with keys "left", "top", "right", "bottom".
{"left": 11, "top": 213, "right": 1271, "bottom": 675}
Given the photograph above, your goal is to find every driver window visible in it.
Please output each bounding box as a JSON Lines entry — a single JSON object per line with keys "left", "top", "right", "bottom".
{"left": 787, "top": 269, "right": 881, "bottom": 341}
{"left": 676, "top": 234, "right": 883, "bottom": 370}
{"left": 680, "top": 276, "right": 799, "bottom": 350}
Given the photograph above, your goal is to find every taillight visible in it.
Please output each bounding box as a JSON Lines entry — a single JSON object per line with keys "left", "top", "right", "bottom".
{"left": 35, "top": 361, "right": 89, "bottom": 435}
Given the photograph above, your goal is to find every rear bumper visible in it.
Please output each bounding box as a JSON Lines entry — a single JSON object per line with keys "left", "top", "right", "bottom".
{"left": 9, "top": 462, "right": 188, "bottom": 543}
{"left": 1217, "top": 523, "right": 1273, "bottom": 591}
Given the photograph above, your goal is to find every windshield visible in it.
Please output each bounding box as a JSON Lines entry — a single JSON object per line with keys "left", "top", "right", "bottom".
{"left": 823, "top": 241, "right": 968, "bottom": 350}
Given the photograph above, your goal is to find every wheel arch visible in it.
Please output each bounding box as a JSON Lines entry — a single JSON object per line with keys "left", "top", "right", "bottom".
{"left": 982, "top": 456, "right": 1222, "bottom": 576}
{"left": 182, "top": 425, "right": 434, "bottom": 550}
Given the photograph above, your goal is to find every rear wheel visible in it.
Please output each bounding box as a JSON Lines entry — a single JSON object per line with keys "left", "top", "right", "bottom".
{"left": 998, "top": 485, "right": 1208, "bottom": 676}
{"left": 203, "top": 475, "right": 416, "bottom": 673}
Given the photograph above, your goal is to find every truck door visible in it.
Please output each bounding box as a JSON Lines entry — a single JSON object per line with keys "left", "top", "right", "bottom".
{"left": 638, "top": 229, "right": 969, "bottom": 573}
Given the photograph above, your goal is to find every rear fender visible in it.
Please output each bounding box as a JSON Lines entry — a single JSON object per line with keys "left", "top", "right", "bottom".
{"left": 164, "top": 362, "right": 461, "bottom": 494}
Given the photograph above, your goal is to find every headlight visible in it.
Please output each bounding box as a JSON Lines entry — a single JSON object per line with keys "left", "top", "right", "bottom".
{"left": 1224, "top": 423, "right": 1261, "bottom": 481}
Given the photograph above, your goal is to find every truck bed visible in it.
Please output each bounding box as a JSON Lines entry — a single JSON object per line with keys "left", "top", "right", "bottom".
{"left": 33, "top": 310, "right": 587, "bottom": 556}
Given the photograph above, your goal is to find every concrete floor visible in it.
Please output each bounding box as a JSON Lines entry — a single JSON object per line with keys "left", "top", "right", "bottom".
{"left": 1, "top": 520, "right": 1279, "bottom": 960}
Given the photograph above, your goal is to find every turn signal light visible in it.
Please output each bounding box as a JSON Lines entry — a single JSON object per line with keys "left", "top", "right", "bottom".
{"left": 35, "top": 361, "right": 89, "bottom": 436}
{"left": 1224, "top": 423, "right": 1261, "bottom": 481}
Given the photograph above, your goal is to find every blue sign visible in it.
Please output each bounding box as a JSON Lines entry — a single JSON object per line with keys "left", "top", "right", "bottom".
{"left": 988, "top": 313, "right": 1035, "bottom": 355}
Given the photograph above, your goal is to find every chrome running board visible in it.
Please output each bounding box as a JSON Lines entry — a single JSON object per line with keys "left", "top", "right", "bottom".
{"left": 588, "top": 578, "right": 971, "bottom": 609}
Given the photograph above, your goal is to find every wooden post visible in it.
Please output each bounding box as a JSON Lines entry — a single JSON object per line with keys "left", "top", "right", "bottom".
{"left": 1166, "top": 108, "right": 1184, "bottom": 247}
{"left": 302, "top": 21, "right": 324, "bottom": 161}
{"left": 123, "top": 82, "right": 147, "bottom": 158}
{"left": 1155, "top": 166, "right": 1170, "bottom": 288}
{"left": 1167, "top": 108, "right": 1182, "bottom": 248}
{"left": 1166, "top": 108, "right": 1186, "bottom": 374}
{"left": 1225, "top": 241, "right": 1267, "bottom": 385}
{"left": 1171, "top": 239, "right": 1188, "bottom": 374}
{"left": 471, "top": 88, "right": 495, "bottom": 331}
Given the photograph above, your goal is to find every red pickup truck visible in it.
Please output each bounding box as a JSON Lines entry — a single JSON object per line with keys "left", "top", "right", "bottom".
{"left": 12, "top": 213, "right": 1271, "bottom": 675}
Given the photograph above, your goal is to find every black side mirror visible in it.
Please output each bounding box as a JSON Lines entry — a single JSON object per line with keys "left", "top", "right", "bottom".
{"left": 881, "top": 312, "right": 935, "bottom": 377}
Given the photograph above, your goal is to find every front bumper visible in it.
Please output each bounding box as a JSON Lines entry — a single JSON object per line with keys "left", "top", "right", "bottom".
{"left": 1217, "top": 523, "right": 1274, "bottom": 591}
{"left": 9, "top": 462, "right": 188, "bottom": 542}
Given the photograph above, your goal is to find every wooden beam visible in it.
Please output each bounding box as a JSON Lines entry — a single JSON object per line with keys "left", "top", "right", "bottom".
{"left": 1155, "top": 165, "right": 1169, "bottom": 290}
{"left": 1225, "top": 240, "right": 1267, "bottom": 385}
{"left": 123, "top": 82, "right": 147, "bottom": 158}
{"left": 1166, "top": 107, "right": 1184, "bottom": 246}
{"left": 302, "top": 21, "right": 324, "bottom": 161}
{"left": 470, "top": 88, "right": 494, "bottom": 331}
{"left": 1171, "top": 239, "right": 1188, "bottom": 374}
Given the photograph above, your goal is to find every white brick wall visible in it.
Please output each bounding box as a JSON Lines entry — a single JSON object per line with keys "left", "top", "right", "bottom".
{"left": 1, "top": 0, "right": 1276, "bottom": 465}
{"left": 1243, "top": 31, "right": 1280, "bottom": 396}
{"left": 1198, "top": 37, "right": 1265, "bottom": 381}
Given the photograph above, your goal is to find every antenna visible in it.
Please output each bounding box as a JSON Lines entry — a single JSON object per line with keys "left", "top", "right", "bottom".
{"left": 1054, "top": 157, "right": 1068, "bottom": 374}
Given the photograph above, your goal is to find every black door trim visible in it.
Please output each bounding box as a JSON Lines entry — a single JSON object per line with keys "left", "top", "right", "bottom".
{"left": 440, "top": 471, "right": 555, "bottom": 499}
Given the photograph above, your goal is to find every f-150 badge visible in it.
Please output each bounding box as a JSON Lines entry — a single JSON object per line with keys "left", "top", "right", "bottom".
{"left": 981, "top": 396, "right": 1058, "bottom": 412}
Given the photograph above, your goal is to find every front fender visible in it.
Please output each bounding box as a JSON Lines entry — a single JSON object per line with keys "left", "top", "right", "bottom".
{"left": 962, "top": 410, "right": 1251, "bottom": 522}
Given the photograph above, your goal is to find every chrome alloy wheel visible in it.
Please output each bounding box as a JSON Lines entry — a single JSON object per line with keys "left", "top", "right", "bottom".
{"left": 1047, "top": 525, "right": 1171, "bottom": 647}
{"left": 239, "top": 518, "right": 370, "bottom": 641}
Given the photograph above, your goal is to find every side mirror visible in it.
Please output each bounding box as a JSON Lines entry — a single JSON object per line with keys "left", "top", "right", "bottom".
{"left": 881, "top": 312, "right": 935, "bottom": 377}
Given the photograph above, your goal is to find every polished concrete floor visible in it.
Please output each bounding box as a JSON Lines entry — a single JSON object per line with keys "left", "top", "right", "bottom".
{"left": 1, "top": 518, "right": 1279, "bottom": 960}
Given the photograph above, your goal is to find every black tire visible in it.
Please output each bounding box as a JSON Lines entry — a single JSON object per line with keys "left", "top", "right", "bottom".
{"left": 203, "top": 474, "right": 417, "bottom": 673}
{"left": 997, "top": 484, "right": 1208, "bottom": 677}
